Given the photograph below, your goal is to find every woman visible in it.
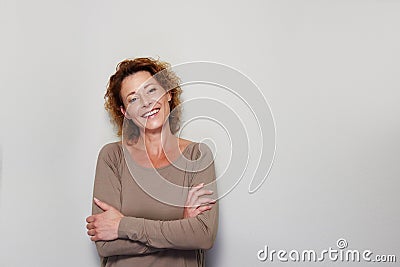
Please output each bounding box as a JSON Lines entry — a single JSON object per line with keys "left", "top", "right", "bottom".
{"left": 86, "top": 57, "right": 219, "bottom": 267}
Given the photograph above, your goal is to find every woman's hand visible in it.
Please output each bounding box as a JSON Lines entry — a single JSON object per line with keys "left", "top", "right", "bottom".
{"left": 86, "top": 198, "right": 124, "bottom": 241}
{"left": 183, "top": 183, "right": 216, "bottom": 219}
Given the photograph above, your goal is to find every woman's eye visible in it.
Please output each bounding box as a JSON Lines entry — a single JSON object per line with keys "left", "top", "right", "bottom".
{"left": 129, "top": 97, "right": 137, "bottom": 103}
{"left": 148, "top": 87, "right": 157, "bottom": 93}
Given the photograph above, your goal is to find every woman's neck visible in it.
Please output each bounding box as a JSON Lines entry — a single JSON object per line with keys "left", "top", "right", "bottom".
{"left": 136, "top": 125, "right": 178, "bottom": 158}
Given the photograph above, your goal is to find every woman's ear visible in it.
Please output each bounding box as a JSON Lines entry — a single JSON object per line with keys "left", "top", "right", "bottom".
{"left": 120, "top": 106, "right": 129, "bottom": 118}
{"left": 167, "top": 91, "right": 172, "bottom": 102}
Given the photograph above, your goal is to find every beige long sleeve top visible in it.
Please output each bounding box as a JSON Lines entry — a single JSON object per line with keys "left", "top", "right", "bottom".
{"left": 91, "top": 141, "right": 219, "bottom": 267}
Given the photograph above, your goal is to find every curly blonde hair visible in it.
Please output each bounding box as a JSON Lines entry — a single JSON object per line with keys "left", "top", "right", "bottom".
{"left": 104, "top": 57, "right": 182, "bottom": 138}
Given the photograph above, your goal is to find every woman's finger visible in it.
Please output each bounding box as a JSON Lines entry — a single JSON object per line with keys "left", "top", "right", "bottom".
{"left": 87, "top": 229, "right": 96, "bottom": 236}
{"left": 188, "top": 189, "right": 213, "bottom": 207}
{"left": 86, "top": 215, "right": 94, "bottom": 223}
{"left": 197, "top": 205, "right": 213, "bottom": 213}
{"left": 86, "top": 223, "right": 95, "bottom": 230}
{"left": 193, "top": 205, "right": 213, "bottom": 216}
{"left": 185, "top": 183, "right": 204, "bottom": 206}
{"left": 191, "top": 197, "right": 215, "bottom": 208}
{"left": 193, "top": 189, "right": 213, "bottom": 199}
{"left": 94, "top": 197, "right": 114, "bottom": 212}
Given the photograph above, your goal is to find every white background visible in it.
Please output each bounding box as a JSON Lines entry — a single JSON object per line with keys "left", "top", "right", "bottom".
{"left": 0, "top": 0, "right": 399, "bottom": 266}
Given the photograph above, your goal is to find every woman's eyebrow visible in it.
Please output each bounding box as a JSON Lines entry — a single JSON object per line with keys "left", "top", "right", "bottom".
{"left": 125, "top": 83, "right": 156, "bottom": 99}
{"left": 126, "top": 90, "right": 136, "bottom": 99}
{"left": 143, "top": 83, "right": 155, "bottom": 89}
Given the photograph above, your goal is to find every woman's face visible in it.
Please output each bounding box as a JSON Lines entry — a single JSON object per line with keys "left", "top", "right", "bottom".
{"left": 120, "top": 71, "right": 172, "bottom": 133}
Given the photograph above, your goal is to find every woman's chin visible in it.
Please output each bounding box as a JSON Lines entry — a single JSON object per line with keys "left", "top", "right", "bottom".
{"left": 134, "top": 114, "right": 171, "bottom": 134}
{"left": 140, "top": 122, "right": 166, "bottom": 133}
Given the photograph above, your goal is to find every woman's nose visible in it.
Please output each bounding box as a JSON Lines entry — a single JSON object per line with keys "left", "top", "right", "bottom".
{"left": 140, "top": 95, "right": 153, "bottom": 108}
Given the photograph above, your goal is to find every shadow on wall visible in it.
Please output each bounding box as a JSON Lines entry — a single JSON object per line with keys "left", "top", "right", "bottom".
{"left": 206, "top": 208, "right": 224, "bottom": 267}
{"left": 207, "top": 237, "right": 221, "bottom": 267}
{"left": 89, "top": 242, "right": 101, "bottom": 265}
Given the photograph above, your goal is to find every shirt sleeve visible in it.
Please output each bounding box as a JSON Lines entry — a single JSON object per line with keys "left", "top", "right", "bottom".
{"left": 117, "top": 142, "right": 219, "bottom": 250}
{"left": 92, "top": 143, "right": 163, "bottom": 257}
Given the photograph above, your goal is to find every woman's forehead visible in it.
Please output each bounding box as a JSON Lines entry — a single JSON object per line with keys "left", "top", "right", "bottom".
{"left": 121, "top": 71, "right": 158, "bottom": 94}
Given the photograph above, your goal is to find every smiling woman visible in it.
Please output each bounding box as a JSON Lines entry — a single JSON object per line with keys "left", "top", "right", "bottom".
{"left": 120, "top": 71, "right": 172, "bottom": 137}
{"left": 104, "top": 58, "right": 182, "bottom": 139}
{"left": 86, "top": 57, "right": 219, "bottom": 267}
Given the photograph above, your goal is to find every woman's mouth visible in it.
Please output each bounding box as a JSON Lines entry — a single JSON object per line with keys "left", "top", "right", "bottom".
{"left": 142, "top": 108, "right": 160, "bottom": 119}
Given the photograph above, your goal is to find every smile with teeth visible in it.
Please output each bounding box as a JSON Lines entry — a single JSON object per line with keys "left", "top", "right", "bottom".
{"left": 142, "top": 108, "right": 160, "bottom": 118}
